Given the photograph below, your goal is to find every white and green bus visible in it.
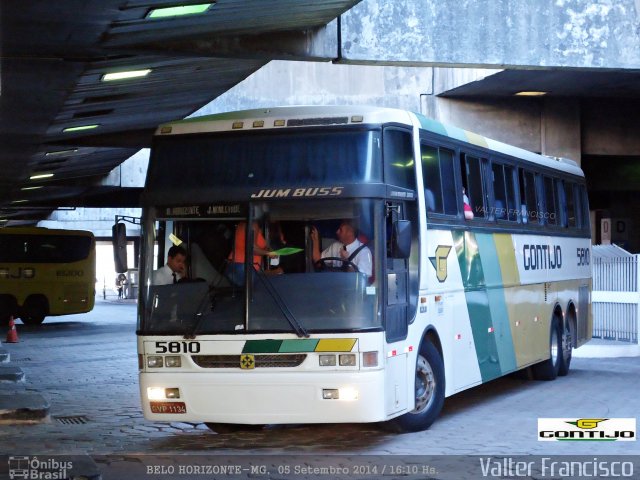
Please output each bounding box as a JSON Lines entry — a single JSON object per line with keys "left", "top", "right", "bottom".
{"left": 137, "top": 106, "right": 591, "bottom": 432}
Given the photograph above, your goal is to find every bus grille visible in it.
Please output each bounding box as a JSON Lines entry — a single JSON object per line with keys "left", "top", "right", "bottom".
{"left": 191, "top": 354, "right": 307, "bottom": 368}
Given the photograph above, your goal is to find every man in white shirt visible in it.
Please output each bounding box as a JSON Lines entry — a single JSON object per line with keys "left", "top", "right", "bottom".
{"left": 310, "top": 220, "right": 372, "bottom": 277}
{"left": 152, "top": 245, "right": 187, "bottom": 285}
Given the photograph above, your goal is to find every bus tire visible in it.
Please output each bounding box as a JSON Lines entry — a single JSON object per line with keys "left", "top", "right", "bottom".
{"left": 20, "top": 296, "right": 48, "bottom": 325}
{"left": 558, "top": 315, "right": 574, "bottom": 377}
{"left": 387, "top": 341, "right": 445, "bottom": 433}
{"left": 0, "top": 296, "right": 17, "bottom": 326}
{"left": 532, "top": 315, "right": 562, "bottom": 381}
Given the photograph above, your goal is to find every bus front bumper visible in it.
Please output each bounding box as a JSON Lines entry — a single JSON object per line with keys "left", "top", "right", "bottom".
{"left": 140, "top": 369, "right": 391, "bottom": 424}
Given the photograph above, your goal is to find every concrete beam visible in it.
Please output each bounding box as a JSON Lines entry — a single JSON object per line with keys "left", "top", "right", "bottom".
{"left": 340, "top": 0, "right": 640, "bottom": 69}
{"left": 116, "top": 22, "right": 339, "bottom": 62}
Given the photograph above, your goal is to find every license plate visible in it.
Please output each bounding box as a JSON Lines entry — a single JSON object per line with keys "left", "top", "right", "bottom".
{"left": 150, "top": 401, "right": 187, "bottom": 414}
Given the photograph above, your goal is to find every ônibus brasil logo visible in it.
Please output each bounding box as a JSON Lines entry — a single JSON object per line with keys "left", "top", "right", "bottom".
{"left": 538, "top": 418, "right": 636, "bottom": 441}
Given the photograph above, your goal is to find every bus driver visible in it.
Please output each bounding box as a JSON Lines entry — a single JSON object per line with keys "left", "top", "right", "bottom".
{"left": 310, "top": 220, "right": 372, "bottom": 277}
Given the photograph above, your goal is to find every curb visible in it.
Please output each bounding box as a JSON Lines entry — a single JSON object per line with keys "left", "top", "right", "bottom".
{"left": 0, "top": 393, "right": 50, "bottom": 424}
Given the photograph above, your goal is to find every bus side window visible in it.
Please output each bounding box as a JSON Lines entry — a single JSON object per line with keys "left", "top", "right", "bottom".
{"left": 543, "top": 175, "right": 558, "bottom": 226}
{"left": 491, "top": 162, "right": 517, "bottom": 221}
{"left": 421, "top": 144, "right": 456, "bottom": 216}
{"left": 576, "top": 184, "right": 591, "bottom": 231}
{"left": 460, "top": 154, "right": 486, "bottom": 219}
{"left": 564, "top": 181, "right": 577, "bottom": 228}
{"left": 384, "top": 129, "right": 416, "bottom": 191}
{"left": 518, "top": 168, "right": 539, "bottom": 225}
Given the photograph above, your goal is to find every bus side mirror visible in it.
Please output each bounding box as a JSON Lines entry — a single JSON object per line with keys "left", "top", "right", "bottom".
{"left": 391, "top": 220, "right": 411, "bottom": 259}
{"left": 112, "top": 223, "right": 128, "bottom": 273}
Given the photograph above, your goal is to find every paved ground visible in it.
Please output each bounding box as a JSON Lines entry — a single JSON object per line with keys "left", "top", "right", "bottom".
{"left": 0, "top": 297, "right": 638, "bottom": 479}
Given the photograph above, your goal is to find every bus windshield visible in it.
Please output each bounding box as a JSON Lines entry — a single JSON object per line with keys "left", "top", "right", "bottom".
{"left": 146, "top": 128, "right": 382, "bottom": 202}
{"left": 140, "top": 199, "right": 382, "bottom": 335}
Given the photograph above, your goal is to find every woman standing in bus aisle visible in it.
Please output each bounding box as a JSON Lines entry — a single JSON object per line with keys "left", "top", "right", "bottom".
{"left": 152, "top": 245, "right": 187, "bottom": 285}
{"left": 309, "top": 220, "right": 372, "bottom": 277}
{"left": 226, "top": 221, "right": 276, "bottom": 285}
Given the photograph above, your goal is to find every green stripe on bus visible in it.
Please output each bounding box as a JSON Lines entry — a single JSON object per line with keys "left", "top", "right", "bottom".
{"left": 476, "top": 233, "right": 517, "bottom": 374}
{"left": 279, "top": 339, "right": 319, "bottom": 353}
{"left": 242, "top": 340, "right": 282, "bottom": 353}
{"left": 417, "top": 116, "right": 448, "bottom": 137}
{"left": 453, "top": 231, "right": 502, "bottom": 382}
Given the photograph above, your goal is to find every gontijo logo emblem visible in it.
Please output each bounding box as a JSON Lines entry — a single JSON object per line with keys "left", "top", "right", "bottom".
{"left": 538, "top": 418, "right": 636, "bottom": 441}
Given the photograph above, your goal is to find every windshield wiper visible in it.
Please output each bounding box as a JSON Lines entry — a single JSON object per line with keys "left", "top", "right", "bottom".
{"left": 255, "top": 270, "right": 309, "bottom": 338}
{"left": 184, "top": 286, "right": 215, "bottom": 339}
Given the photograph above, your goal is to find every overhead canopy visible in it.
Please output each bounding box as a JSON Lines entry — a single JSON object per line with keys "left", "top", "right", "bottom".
{"left": 0, "top": 0, "right": 360, "bottom": 224}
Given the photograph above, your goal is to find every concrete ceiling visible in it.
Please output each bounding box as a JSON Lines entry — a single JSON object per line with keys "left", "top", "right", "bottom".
{"left": 0, "top": 0, "right": 360, "bottom": 224}
{"left": 440, "top": 69, "right": 640, "bottom": 98}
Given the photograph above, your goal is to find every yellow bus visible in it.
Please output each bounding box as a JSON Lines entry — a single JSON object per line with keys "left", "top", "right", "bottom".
{"left": 0, "top": 227, "right": 96, "bottom": 325}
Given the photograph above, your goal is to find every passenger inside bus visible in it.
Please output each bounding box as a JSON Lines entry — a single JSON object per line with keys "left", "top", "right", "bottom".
{"left": 226, "top": 221, "right": 276, "bottom": 285}
{"left": 463, "top": 187, "right": 474, "bottom": 220}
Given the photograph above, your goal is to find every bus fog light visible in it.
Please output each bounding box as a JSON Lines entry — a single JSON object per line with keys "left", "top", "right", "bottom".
{"left": 165, "top": 356, "right": 181, "bottom": 367}
{"left": 319, "top": 355, "right": 336, "bottom": 367}
{"left": 339, "top": 387, "right": 359, "bottom": 401}
{"left": 362, "top": 351, "right": 378, "bottom": 367}
{"left": 147, "top": 356, "right": 163, "bottom": 368}
{"left": 165, "top": 388, "right": 180, "bottom": 399}
{"left": 339, "top": 354, "right": 356, "bottom": 366}
{"left": 322, "top": 389, "right": 339, "bottom": 400}
{"left": 147, "top": 387, "right": 165, "bottom": 400}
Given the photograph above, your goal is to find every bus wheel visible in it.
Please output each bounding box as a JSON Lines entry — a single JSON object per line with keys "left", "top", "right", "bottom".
{"left": 204, "top": 423, "right": 263, "bottom": 434}
{"left": 387, "top": 341, "right": 445, "bottom": 433}
{"left": 558, "top": 316, "right": 574, "bottom": 377}
{"left": 533, "top": 315, "right": 562, "bottom": 381}
{"left": 20, "top": 296, "right": 48, "bottom": 325}
{"left": 0, "top": 296, "right": 17, "bottom": 326}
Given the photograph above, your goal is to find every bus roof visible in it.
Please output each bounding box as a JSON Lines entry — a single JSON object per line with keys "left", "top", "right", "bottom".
{"left": 156, "top": 105, "right": 584, "bottom": 177}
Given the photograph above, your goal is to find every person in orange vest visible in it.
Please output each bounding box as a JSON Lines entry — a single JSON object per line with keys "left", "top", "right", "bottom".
{"left": 227, "top": 222, "right": 275, "bottom": 285}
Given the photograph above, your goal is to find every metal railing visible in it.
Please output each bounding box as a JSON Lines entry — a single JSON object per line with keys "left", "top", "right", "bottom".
{"left": 591, "top": 245, "right": 639, "bottom": 344}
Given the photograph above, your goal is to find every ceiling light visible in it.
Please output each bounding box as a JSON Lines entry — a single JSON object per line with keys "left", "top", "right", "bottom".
{"left": 11, "top": 200, "right": 28, "bottom": 204}
{"left": 514, "top": 91, "right": 547, "bottom": 96}
{"left": 147, "top": 3, "right": 213, "bottom": 19}
{"left": 29, "top": 173, "right": 54, "bottom": 180}
{"left": 21, "top": 186, "right": 43, "bottom": 191}
{"left": 102, "top": 69, "right": 152, "bottom": 82}
{"left": 63, "top": 124, "right": 99, "bottom": 133}
{"left": 45, "top": 149, "right": 78, "bottom": 156}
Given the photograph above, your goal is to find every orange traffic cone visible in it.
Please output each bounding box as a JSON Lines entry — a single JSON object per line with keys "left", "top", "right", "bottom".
{"left": 6, "top": 316, "right": 18, "bottom": 343}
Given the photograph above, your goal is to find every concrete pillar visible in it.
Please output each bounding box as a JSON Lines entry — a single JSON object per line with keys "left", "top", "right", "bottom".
{"left": 541, "top": 98, "right": 581, "bottom": 164}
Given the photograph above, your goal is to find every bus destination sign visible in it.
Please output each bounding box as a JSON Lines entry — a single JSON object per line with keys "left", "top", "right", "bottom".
{"left": 160, "top": 203, "right": 247, "bottom": 219}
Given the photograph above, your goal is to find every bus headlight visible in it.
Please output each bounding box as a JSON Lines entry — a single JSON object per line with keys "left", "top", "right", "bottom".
{"left": 339, "top": 354, "right": 356, "bottom": 366}
{"left": 165, "top": 388, "right": 180, "bottom": 399}
{"left": 339, "top": 387, "right": 359, "bottom": 401}
{"left": 322, "top": 389, "right": 339, "bottom": 399}
{"left": 147, "top": 356, "right": 163, "bottom": 368}
{"left": 164, "top": 356, "right": 181, "bottom": 368}
{"left": 147, "top": 387, "right": 165, "bottom": 400}
{"left": 322, "top": 387, "right": 359, "bottom": 401}
{"left": 319, "top": 355, "right": 336, "bottom": 367}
